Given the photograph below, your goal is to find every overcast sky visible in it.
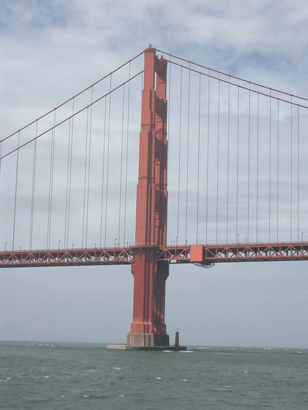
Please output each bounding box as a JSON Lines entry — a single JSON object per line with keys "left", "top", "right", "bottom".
{"left": 1, "top": 0, "right": 308, "bottom": 348}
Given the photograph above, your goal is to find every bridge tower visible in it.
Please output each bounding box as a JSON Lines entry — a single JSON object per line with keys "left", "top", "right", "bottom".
{"left": 126, "top": 45, "right": 170, "bottom": 347}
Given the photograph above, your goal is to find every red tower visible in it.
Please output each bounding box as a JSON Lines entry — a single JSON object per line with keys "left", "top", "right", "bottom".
{"left": 126, "top": 46, "right": 169, "bottom": 347}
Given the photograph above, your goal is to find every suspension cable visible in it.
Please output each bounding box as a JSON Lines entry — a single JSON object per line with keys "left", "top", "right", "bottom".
{"left": 176, "top": 67, "right": 182, "bottom": 244}
{"left": 1, "top": 71, "right": 143, "bottom": 161}
{"left": 12, "top": 132, "right": 20, "bottom": 250}
{"left": 29, "top": 121, "right": 38, "bottom": 250}
{"left": 1, "top": 51, "right": 145, "bottom": 144}
{"left": 85, "top": 87, "right": 93, "bottom": 248}
{"left": 269, "top": 91, "right": 272, "bottom": 242}
{"left": 216, "top": 81, "right": 220, "bottom": 245}
{"left": 256, "top": 93, "right": 259, "bottom": 242}
{"left": 236, "top": 87, "right": 239, "bottom": 243}
{"left": 155, "top": 48, "right": 308, "bottom": 104}
{"left": 100, "top": 97, "right": 107, "bottom": 248}
{"left": 290, "top": 98, "right": 293, "bottom": 241}
{"left": 66, "top": 98, "right": 74, "bottom": 248}
{"left": 205, "top": 71, "right": 210, "bottom": 244}
{"left": 247, "top": 83, "right": 251, "bottom": 243}
{"left": 82, "top": 107, "right": 89, "bottom": 248}
{"left": 276, "top": 100, "right": 280, "bottom": 241}
{"left": 297, "top": 106, "right": 300, "bottom": 241}
{"left": 123, "top": 62, "right": 131, "bottom": 246}
{"left": 0, "top": 141, "right": 2, "bottom": 176}
{"left": 104, "top": 74, "right": 112, "bottom": 247}
{"left": 46, "top": 111, "right": 56, "bottom": 249}
{"left": 185, "top": 65, "right": 190, "bottom": 244}
{"left": 196, "top": 73, "right": 201, "bottom": 244}
{"left": 118, "top": 84, "right": 126, "bottom": 246}
{"left": 226, "top": 77, "right": 230, "bottom": 243}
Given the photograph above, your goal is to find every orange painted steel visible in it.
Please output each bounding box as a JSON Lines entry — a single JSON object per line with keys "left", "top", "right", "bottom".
{"left": 127, "top": 45, "right": 169, "bottom": 346}
{"left": 2, "top": 242, "right": 308, "bottom": 268}
{"left": 0, "top": 247, "right": 133, "bottom": 268}
{"left": 155, "top": 242, "right": 308, "bottom": 263}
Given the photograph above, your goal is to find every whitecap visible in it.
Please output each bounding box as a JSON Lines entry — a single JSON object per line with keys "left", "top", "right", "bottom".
{"left": 44, "top": 376, "right": 49, "bottom": 378}
{"left": 6, "top": 378, "right": 11, "bottom": 380}
{"left": 156, "top": 377, "right": 162, "bottom": 380}
{"left": 180, "top": 350, "right": 193, "bottom": 353}
{"left": 113, "top": 367, "right": 121, "bottom": 370}
{"left": 83, "top": 395, "right": 89, "bottom": 398}
{"left": 181, "top": 379, "right": 187, "bottom": 382}
{"left": 297, "top": 351, "right": 302, "bottom": 354}
{"left": 120, "top": 395, "right": 124, "bottom": 397}
{"left": 163, "top": 350, "right": 172, "bottom": 353}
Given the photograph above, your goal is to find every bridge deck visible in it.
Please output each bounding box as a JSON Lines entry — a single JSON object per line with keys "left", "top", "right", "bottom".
{"left": 1, "top": 242, "right": 308, "bottom": 268}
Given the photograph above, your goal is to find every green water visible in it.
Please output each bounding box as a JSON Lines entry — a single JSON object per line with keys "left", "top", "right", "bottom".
{"left": 1, "top": 341, "right": 307, "bottom": 409}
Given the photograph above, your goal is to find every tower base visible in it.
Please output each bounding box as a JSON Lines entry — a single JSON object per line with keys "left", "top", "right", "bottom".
{"left": 126, "top": 333, "right": 169, "bottom": 347}
{"left": 107, "top": 344, "right": 187, "bottom": 351}
{"left": 107, "top": 331, "right": 187, "bottom": 351}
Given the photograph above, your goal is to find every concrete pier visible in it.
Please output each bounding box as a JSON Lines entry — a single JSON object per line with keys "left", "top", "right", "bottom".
{"left": 107, "top": 344, "right": 187, "bottom": 351}
{"left": 107, "top": 330, "right": 186, "bottom": 351}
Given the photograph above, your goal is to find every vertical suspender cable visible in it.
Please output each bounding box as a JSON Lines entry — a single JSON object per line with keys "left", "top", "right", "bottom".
{"left": 167, "top": 57, "right": 171, "bottom": 141}
{"left": 236, "top": 87, "right": 239, "bottom": 243}
{"left": 104, "top": 74, "right": 112, "bottom": 247}
{"left": 29, "top": 121, "right": 38, "bottom": 249}
{"left": 12, "top": 132, "right": 20, "bottom": 250}
{"left": 216, "top": 81, "right": 220, "bottom": 244}
{"left": 206, "top": 71, "right": 210, "bottom": 244}
{"left": 118, "top": 84, "right": 126, "bottom": 246}
{"left": 256, "top": 93, "right": 259, "bottom": 242}
{"left": 167, "top": 58, "right": 171, "bottom": 245}
{"left": 185, "top": 65, "right": 190, "bottom": 244}
{"left": 269, "top": 91, "right": 272, "bottom": 242}
{"left": 0, "top": 141, "right": 2, "bottom": 176}
{"left": 176, "top": 67, "right": 182, "bottom": 244}
{"left": 82, "top": 107, "right": 89, "bottom": 248}
{"left": 196, "top": 73, "right": 201, "bottom": 244}
{"left": 297, "top": 106, "right": 300, "bottom": 241}
{"left": 123, "top": 63, "right": 131, "bottom": 246}
{"left": 276, "top": 100, "right": 279, "bottom": 241}
{"left": 100, "top": 96, "right": 108, "bottom": 248}
{"left": 226, "top": 77, "right": 230, "bottom": 243}
{"left": 247, "top": 83, "right": 251, "bottom": 242}
{"left": 67, "top": 98, "right": 74, "bottom": 249}
{"left": 47, "top": 111, "right": 56, "bottom": 249}
{"left": 85, "top": 87, "right": 93, "bottom": 248}
{"left": 64, "top": 98, "right": 74, "bottom": 248}
{"left": 64, "top": 110, "right": 72, "bottom": 247}
{"left": 290, "top": 98, "right": 293, "bottom": 241}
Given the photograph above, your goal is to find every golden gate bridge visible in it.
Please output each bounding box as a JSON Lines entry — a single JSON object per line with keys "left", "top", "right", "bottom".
{"left": 1, "top": 45, "right": 308, "bottom": 348}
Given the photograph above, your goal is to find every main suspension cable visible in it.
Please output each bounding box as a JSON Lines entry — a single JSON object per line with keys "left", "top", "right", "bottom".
{"left": 1, "top": 71, "right": 143, "bottom": 161}
{"left": 1, "top": 51, "right": 145, "bottom": 144}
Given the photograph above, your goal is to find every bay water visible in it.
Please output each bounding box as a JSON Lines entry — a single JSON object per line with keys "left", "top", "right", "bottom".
{"left": 1, "top": 341, "right": 307, "bottom": 409}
